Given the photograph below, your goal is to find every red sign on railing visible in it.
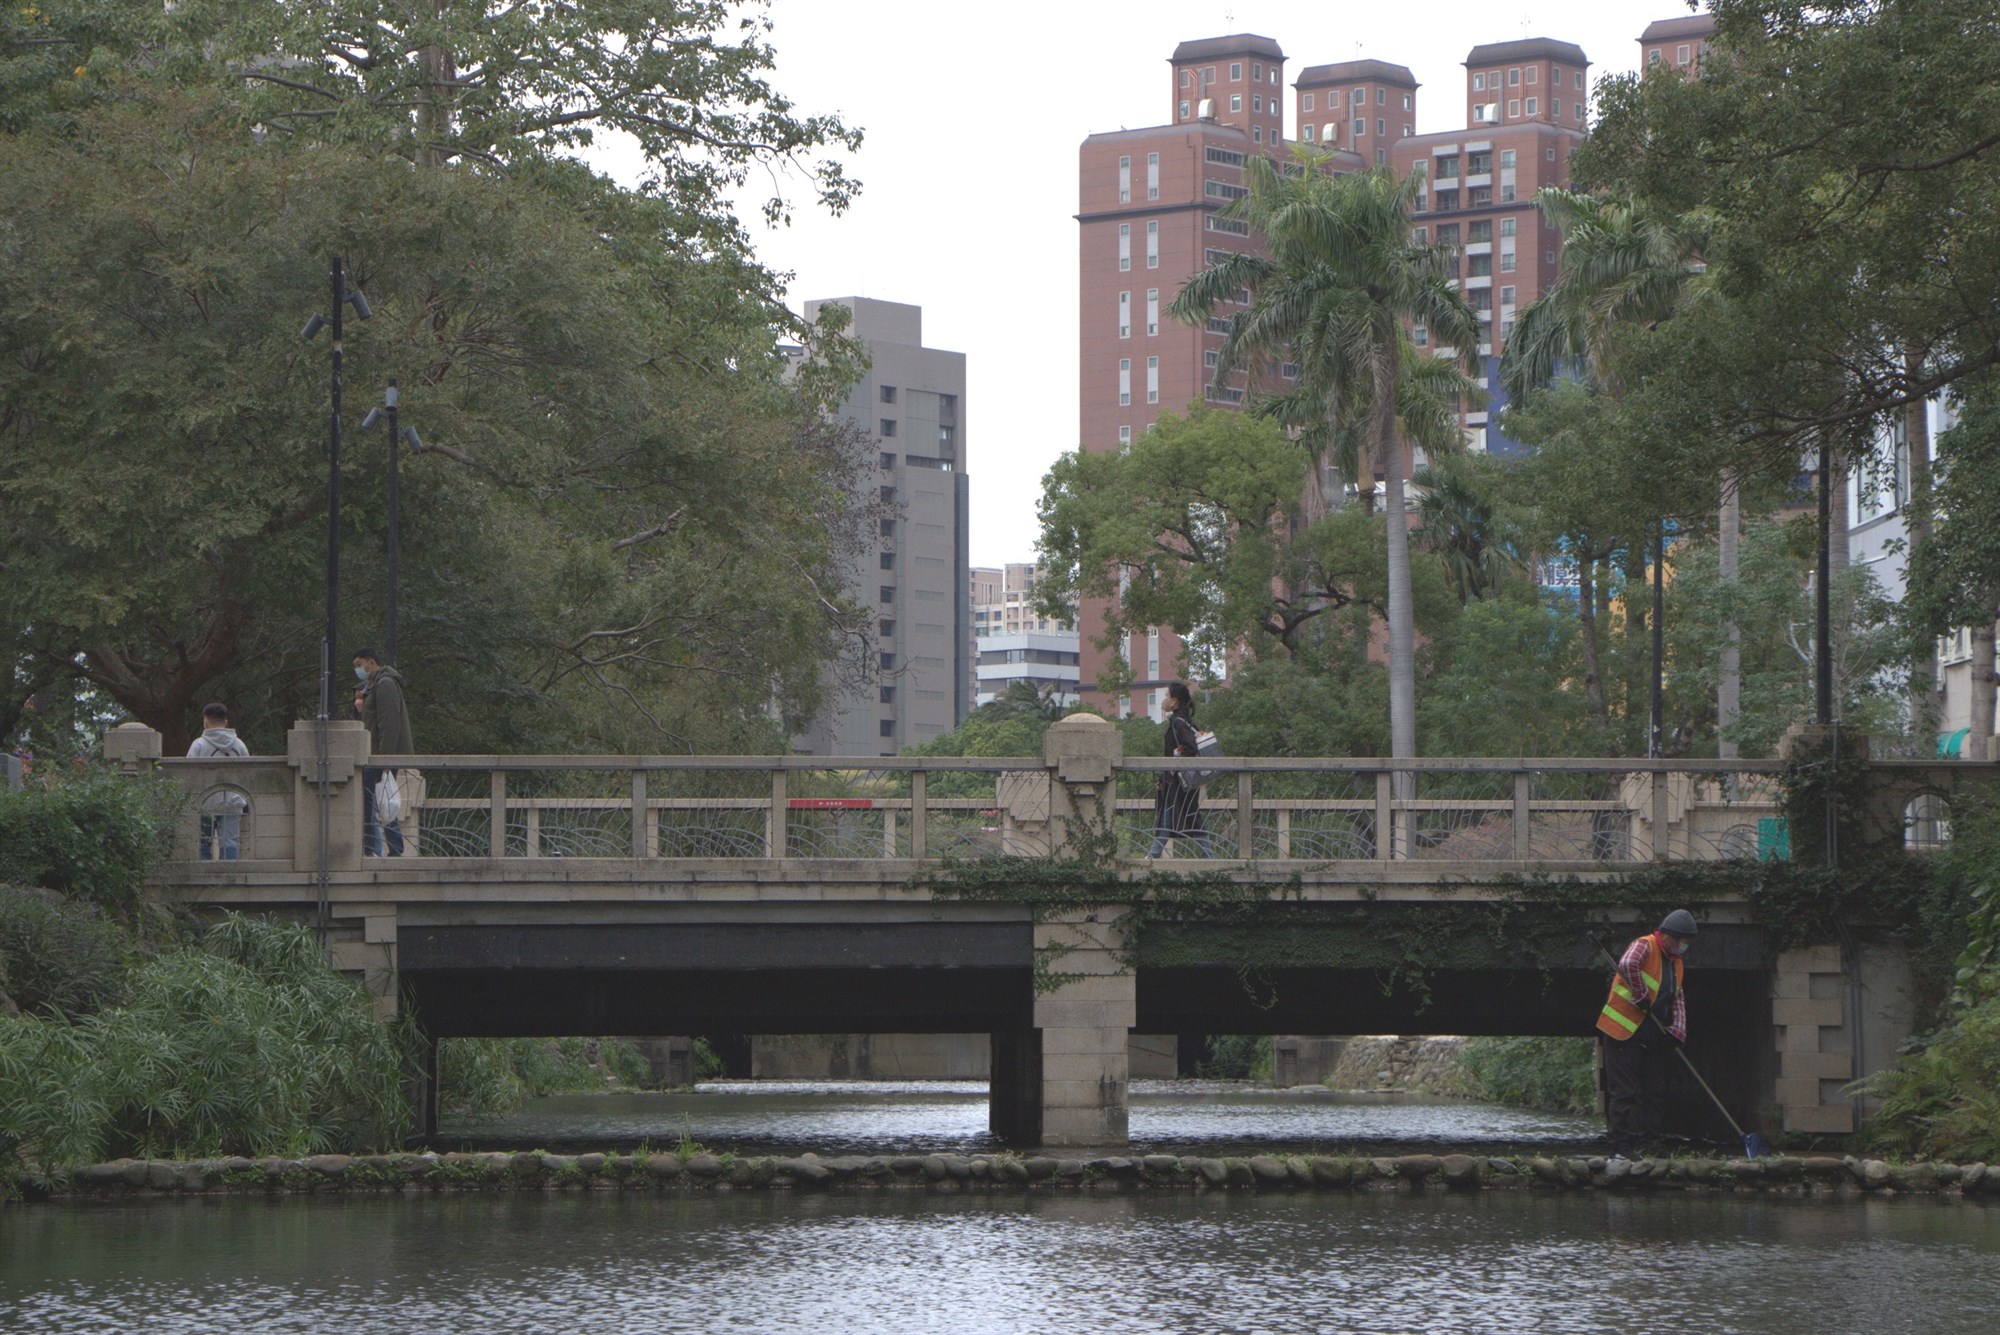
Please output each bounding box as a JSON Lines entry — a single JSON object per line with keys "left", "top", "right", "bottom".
{"left": 787, "top": 798, "right": 875, "bottom": 810}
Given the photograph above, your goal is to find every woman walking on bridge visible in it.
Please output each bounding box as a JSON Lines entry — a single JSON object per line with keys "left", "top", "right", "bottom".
{"left": 1149, "top": 682, "right": 1212, "bottom": 858}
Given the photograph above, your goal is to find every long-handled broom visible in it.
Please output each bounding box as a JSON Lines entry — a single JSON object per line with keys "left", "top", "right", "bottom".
{"left": 1592, "top": 937, "right": 1774, "bottom": 1159}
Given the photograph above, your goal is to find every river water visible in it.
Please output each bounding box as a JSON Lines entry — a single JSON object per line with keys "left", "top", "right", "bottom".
{"left": 435, "top": 1081, "right": 1607, "bottom": 1156}
{"left": 5, "top": 1085, "right": 1998, "bottom": 1333}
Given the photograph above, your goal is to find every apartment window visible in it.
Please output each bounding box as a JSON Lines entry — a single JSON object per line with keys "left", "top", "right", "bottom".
{"left": 1301, "top": 123, "right": 1315, "bottom": 142}
{"left": 1230, "top": 62, "right": 1242, "bottom": 81}
{"left": 879, "top": 649, "right": 896, "bottom": 668}
{"left": 1272, "top": 68, "right": 1280, "bottom": 85}
{"left": 1469, "top": 220, "right": 1492, "bottom": 242}
{"left": 1324, "top": 122, "right": 1336, "bottom": 141}
{"left": 1146, "top": 356, "right": 1159, "bottom": 404}
{"left": 1500, "top": 285, "right": 1516, "bottom": 306}
{"left": 1470, "top": 186, "right": 1492, "bottom": 207}
{"left": 879, "top": 585, "right": 894, "bottom": 603}
{"left": 1508, "top": 68, "right": 1520, "bottom": 86}
{"left": 1469, "top": 151, "right": 1492, "bottom": 175}
{"left": 1146, "top": 289, "right": 1159, "bottom": 336}
{"left": 1526, "top": 66, "right": 1537, "bottom": 85}
{"left": 1376, "top": 149, "right": 1385, "bottom": 164}
{"left": 1146, "top": 219, "right": 1159, "bottom": 268}
{"left": 1180, "top": 100, "right": 1191, "bottom": 120}
{"left": 1469, "top": 288, "right": 1493, "bottom": 311}
{"left": 1648, "top": 48, "right": 1662, "bottom": 65}
{"left": 1206, "top": 214, "right": 1250, "bottom": 236}
{"left": 879, "top": 685, "right": 895, "bottom": 704}
{"left": 1377, "top": 118, "right": 1386, "bottom": 137}
{"left": 879, "top": 385, "right": 897, "bottom": 404}
{"left": 1468, "top": 253, "right": 1492, "bottom": 277}
{"left": 1281, "top": 362, "right": 1299, "bottom": 379}
{"left": 880, "top": 484, "right": 895, "bottom": 503}
{"left": 1403, "top": 124, "right": 1412, "bottom": 137}
{"left": 1230, "top": 94, "right": 1242, "bottom": 112}
{"left": 1525, "top": 98, "right": 1537, "bottom": 116}
{"left": 1147, "top": 152, "right": 1159, "bottom": 199}
{"left": 1351, "top": 89, "right": 1364, "bottom": 107}
{"left": 1434, "top": 190, "right": 1458, "bottom": 212}
{"left": 1437, "top": 223, "right": 1460, "bottom": 246}
{"left": 1508, "top": 99, "right": 1520, "bottom": 117}
{"left": 1551, "top": 101, "right": 1561, "bottom": 120}
{"left": 1500, "top": 184, "right": 1516, "bottom": 203}
{"left": 1552, "top": 67, "right": 1562, "bottom": 85}
{"left": 879, "top": 517, "right": 895, "bottom": 537}
{"left": 1677, "top": 43, "right": 1692, "bottom": 64}
{"left": 1251, "top": 62, "right": 1262, "bottom": 80}
{"left": 1473, "top": 73, "right": 1485, "bottom": 91}
{"left": 1118, "top": 223, "right": 1130, "bottom": 271}
{"left": 1500, "top": 149, "right": 1515, "bottom": 169}
{"left": 1118, "top": 290, "right": 1130, "bottom": 339}
{"left": 1414, "top": 226, "right": 1428, "bottom": 243}
{"left": 1547, "top": 250, "right": 1557, "bottom": 263}
{"left": 1204, "top": 349, "right": 1220, "bottom": 368}
{"left": 1499, "top": 219, "right": 1515, "bottom": 238}
{"left": 1403, "top": 94, "right": 1412, "bottom": 110}
{"left": 1500, "top": 250, "right": 1516, "bottom": 271}
{"left": 1303, "top": 92, "right": 1315, "bottom": 111}
{"left": 1352, "top": 118, "right": 1364, "bottom": 139}
{"left": 1205, "top": 179, "right": 1248, "bottom": 201}
{"left": 1575, "top": 71, "right": 1585, "bottom": 90}
{"left": 879, "top": 418, "right": 896, "bottom": 437}
{"left": 1118, "top": 425, "right": 1132, "bottom": 445}
{"left": 1253, "top": 94, "right": 1262, "bottom": 113}
{"left": 1546, "top": 147, "right": 1557, "bottom": 161}
{"left": 879, "top": 451, "right": 896, "bottom": 468}
{"left": 879, "top": 552, "right": 895, "bottom": 571}
{"left": 1376, "top": 87, "right": 1386, "bottom": 105}
{"left": 1436, "top": 156, "right": 1459, "bottom": 179}
{"left": 1253, "top": 127, "right": 1262, "bottom": 144}
{"left": 879, "top": 619, "right": 896, "bottom": 638}
{"left": 1118, "top": 358, "right": 1131, "bottom": 406}
{"left": 1118, "top": 155, "right": 1130, "bottom": 203}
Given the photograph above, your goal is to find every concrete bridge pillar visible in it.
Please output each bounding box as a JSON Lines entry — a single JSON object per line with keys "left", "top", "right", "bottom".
{"left": 285, "top": 719, "right": 370, "bottom": 874}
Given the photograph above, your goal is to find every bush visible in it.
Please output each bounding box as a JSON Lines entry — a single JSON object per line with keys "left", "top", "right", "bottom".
{"left": 1453, "top": 1036, "right": 1599, "bottom": 1114}
{"left": 0, "top": 914, "right": 407, "bottom": 1170}
{"left": 0, "top": 886, "right": 134, "bottom": 1019}
{"left": 1197, "top": 1034, "right": 1273, "bottom": 1081}
{"left": 1861, "top": 992, "right": 2000, "bottom": 1163}
{"left": 0, "top": 769, "right": 178, "bottom": 917}
{"left": 438, "top": 1037, "right": 654, "bottom": 1118}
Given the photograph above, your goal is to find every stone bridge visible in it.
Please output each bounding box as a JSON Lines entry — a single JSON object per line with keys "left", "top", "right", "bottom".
{"left": 104, "top": 715, "right": 1992, "bottom": 1148}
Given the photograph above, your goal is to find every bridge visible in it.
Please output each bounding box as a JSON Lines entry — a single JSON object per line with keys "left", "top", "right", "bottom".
{"left": 103, "top": 715, "right": 1988, "bottom": 1148}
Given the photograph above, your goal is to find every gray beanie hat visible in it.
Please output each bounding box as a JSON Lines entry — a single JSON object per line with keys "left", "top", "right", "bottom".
{"left": 1659, "top": 909, "right": 1699, "bottom": 938}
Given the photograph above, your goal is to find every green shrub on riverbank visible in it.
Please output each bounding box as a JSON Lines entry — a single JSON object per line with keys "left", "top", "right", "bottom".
{"left": 0, "top": 769, "right": 177, "bottom": 918}
{"left": 0, "top": 915, "right": 407, "bottom": 1172}
{"left": 1860, "top": 797, "right": 2000, "bottom": 1161}
{"left": 1453, "top": 1037, "right": 1598, "bottom": 1114}
{"left": 439, "top": 1037, "right": 657, "bottom": 1118}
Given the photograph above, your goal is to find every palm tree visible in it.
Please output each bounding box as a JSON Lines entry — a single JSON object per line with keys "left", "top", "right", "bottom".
{"left": 1499, "top": 189, "right": 1728, "bottom": 755}
{"left": 1169, "top": 156, "right": 1479, "bottom": 770}
{"left": 1413, "top": 459, "right": 1522, "bottom": 604}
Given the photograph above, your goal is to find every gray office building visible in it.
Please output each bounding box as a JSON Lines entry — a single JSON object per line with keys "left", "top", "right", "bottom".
{"left": 797, "top": 297, "right": 970, "bottom": 756}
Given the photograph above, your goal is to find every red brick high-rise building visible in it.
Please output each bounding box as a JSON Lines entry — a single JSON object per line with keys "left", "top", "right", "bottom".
{"left": 1074, "top": 33, "right": 1593, "bottom": 710}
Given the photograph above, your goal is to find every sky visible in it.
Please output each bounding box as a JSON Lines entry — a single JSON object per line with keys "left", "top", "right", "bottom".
{"left": 630, "top": 1, "right": 1710, "bottom": 568}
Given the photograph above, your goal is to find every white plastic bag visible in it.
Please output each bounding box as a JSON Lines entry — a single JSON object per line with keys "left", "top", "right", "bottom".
{"left": 375, "top": 770, "right": 403, "bottom": 824}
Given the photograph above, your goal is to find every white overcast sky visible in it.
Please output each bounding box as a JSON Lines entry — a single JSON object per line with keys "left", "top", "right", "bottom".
{"left": 645, "top": 1, "right": 1706, "bottom": 567}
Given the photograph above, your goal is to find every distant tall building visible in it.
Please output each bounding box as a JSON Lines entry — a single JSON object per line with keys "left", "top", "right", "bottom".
{"left": 794, "top": 298, "right": 969, "bottom": 755}
{"left": 972, "top": 563, "right": 1079, "bottom": 707}
{"left": 1391, "top": 38, "right": 1591, "bottom": 458}
{"left": 1639, "top": 13, "right": 1718, "bottom": 71}
{"left": 1076, "top": 36, "right": 1367, "bottom": 717}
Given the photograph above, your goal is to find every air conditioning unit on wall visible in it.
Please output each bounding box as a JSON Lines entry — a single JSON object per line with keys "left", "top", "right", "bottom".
{"left": 1472, "top": 104, "right": 1498, "bottom": 125}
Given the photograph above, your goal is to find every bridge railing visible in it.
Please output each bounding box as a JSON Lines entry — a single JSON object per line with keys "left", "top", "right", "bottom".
{"left": 137, "top": 739, "right": 1799, "bottom": 868}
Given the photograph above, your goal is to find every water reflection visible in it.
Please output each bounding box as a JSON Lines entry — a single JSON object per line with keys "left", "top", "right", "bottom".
{"left": 3, "top": 1191, "right": 1996, "bottom": 1333}
{"left": 437, "top": 1080, "right": 1602, "bottom": 1155}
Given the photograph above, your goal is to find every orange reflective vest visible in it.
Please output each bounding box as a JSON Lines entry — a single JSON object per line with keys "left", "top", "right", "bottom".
{"left": 1597, "top": 932, "right": 1683, "bottom": 1041}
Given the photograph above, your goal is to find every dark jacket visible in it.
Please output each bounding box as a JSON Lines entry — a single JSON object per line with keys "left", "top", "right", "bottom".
{"left": 1151, "top": 708, "right": 1203, "bottom": 834}
{"left": 361, "top": 666, "right": 415, "bottom": 756}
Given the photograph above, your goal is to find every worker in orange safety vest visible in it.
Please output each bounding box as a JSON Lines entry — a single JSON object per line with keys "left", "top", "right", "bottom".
{"left": 1597, "top": 909, "right": 1697, "bottom": 1158}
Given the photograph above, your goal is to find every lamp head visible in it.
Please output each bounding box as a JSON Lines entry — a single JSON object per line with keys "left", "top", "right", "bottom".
{"left": 346, "top": 289, "right": 373, "bottom": 321}
{"left": 361, "top": 407, "right": 384, "bottom": 431}
{"left": 301, "top": 313, "right": 327, "bottom": 340}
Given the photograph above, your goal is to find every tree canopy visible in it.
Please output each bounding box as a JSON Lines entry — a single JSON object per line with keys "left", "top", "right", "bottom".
{"left": 0, "top": 2, "right": 871, "bottom": 754}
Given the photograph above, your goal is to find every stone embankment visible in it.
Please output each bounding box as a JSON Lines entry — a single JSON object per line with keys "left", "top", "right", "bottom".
{"left": 1324, "top": 1037, "right": 1467, "bottom": 1093}
{"left": 10, "top": 1151, "right": 1998, "bottom": 1203}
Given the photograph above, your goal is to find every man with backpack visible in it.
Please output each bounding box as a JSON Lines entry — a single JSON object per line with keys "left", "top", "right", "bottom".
{"left": 187, "top": 702, "right": 249, "bottom": 859}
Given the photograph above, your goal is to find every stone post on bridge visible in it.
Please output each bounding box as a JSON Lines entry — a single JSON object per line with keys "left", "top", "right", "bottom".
{"left": 286, "top": 719, "right": 370, "bottom": 875}
{"left": 991, "top": 713, "right": 1137, "bottom": 1146}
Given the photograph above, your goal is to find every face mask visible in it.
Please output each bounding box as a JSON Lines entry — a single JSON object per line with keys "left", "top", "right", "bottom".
{"left": 354, "top": 666, "right": 369, "bottom": 682}
{"left": 1668, "top": 939, "right": 1689, "bottom": 955}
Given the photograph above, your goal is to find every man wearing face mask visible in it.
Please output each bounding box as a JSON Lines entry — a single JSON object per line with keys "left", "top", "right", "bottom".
{"left": 1596, "top": 909, "right": 1698, "bottom": 1159}
{"left": 352, "top": 646, "right": 414, "bottom": 856}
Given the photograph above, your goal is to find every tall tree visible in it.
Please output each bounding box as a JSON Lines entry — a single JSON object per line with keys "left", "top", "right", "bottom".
{"left": 1169, "top": 158, "right": 1478, "bottom": 767}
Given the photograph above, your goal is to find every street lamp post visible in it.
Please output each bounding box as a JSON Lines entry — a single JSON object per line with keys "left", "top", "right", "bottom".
{"left": 301, "top": 255, "right": 372, "bottom": 715}
{"left": 362, "top": 380, "right": 424, "bottom": 665}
